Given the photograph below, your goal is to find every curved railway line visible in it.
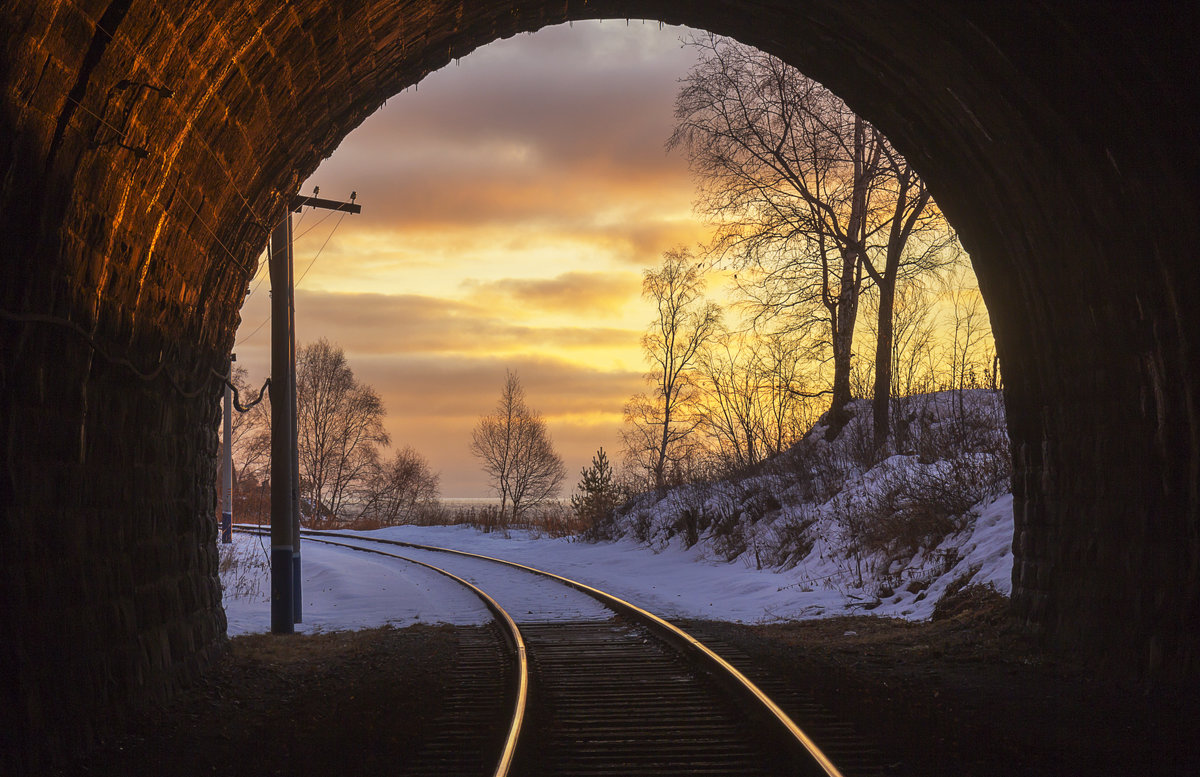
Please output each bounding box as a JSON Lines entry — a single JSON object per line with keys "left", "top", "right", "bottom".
{"left": 236, "top": 527, "right": 877, "bottom": 776}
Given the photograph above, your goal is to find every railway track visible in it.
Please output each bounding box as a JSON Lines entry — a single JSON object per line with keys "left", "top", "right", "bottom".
{"left": 235, "top": 527, "right": 870, "bottom": 776}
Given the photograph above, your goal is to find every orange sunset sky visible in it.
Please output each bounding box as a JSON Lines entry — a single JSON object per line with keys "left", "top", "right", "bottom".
{"left": 233, "top": 21, "right": 712, "bottom": 496}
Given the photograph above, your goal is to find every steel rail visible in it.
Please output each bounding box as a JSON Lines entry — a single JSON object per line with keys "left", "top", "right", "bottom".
{"left": 232, "top": 527, "right": 526, "bottom": 777}
{"left": 302, "top": 529, "right": 845, "bottom": 777}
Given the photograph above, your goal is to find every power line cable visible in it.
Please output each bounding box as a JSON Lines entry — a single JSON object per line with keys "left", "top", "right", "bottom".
{"left": 236, "top": 208, "right": 350, "bottom": 346}
{"left": 292, "top": 207, "right": 338, "bottom": 242}
{"left": 55, "top": 1, "right": 278, "bottom": 232}
{"left": 59, "top": 93, "right": 261, "bottom": 278}
{"left": 294, "top": 211, "right": 347, "bottom": 287}
{"left": 236, "top": 312, "right": 271, "bottom": 345}
{"left": 240, "top": 202, "right": 336, "bottom": 309}
{"left": 225, "top": 375, "right": 271, "bottom": 412}
{"left": 63, "top": 89, "right": 269, "bottom": 239}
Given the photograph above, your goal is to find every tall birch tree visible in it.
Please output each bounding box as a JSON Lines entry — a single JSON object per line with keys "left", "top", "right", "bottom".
{"left": 622, "top": 249, "right": 721, "bottom": 488}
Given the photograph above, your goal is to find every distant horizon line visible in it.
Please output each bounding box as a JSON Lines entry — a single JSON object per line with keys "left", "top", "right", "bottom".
{"left": 439, "top": 496, "right": 568, "bottom": 504}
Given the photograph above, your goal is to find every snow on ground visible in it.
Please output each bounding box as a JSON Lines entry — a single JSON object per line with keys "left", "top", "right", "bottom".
{"left": 309, "top": 534, "right": 616, "bottom": 624}
{"left": 222, "top": 534, "right": 492, "bottom": 635}
{"left": 222, "top": 499, "right": 1013, "bottom": 636}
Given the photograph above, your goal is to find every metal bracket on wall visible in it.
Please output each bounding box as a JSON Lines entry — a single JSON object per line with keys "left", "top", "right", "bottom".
{"left": 89, "top": 79, "right": 174, "bottom": 158}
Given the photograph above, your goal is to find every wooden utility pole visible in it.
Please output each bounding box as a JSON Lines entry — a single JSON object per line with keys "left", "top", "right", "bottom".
{"left": 288, "top": 235, "right": 302, "bottom": 625}
{"left": 269, "top": 217, "right": 295, "bottom": 634}
{"left": 269, "top": 191, "right": 360, "bottom": 634}
{"left": 221, "top": 354, "right": 235, "bottom": 544}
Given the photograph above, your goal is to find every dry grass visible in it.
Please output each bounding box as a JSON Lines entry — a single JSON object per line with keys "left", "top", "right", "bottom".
{"left": 312, "top": 500, "right": 591, "bottom": 538}
{"left": 218, "top": 536, "right": 269, "bottom": 600}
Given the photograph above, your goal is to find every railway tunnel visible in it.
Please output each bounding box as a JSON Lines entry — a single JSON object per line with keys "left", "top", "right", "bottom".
{"left": 1, "top": 0, "right": 1197, "bottom": 767}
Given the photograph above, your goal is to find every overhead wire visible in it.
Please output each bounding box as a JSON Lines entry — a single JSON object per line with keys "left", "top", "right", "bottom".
{"left": 239, "top": 192, "right": 315, "bottom": 296}
{"left": 57, "top": 0, "right": 274, "bottom": 235}
{"left": 294, "top": 210, "right": 347, "bottom": 287}
{"left": 58, "top": 89, "right": 337, "bottom": 352}
{"left": 223, "top": 374, "right": 271, "bottom": 413}
{"left": 292, "top": 207, "right": 339, "bottom": 242}
{"left": 19, "top": 14, "right": 351, "bottom": 402}
{"left": 240, "top": 198, "right": 337, "bottom": 307}
{"left": 52, "top": 10, "right": 359, "bottom": 287}
{"left": 235, "top": 310, "right": 271, "bottom": 345}
{"left": 60, "top": 92, "right": 260, "bottom": 277}
{"left": 32, "top": 96, "right": 278, "bottom": 396}
{"left": 176, "top": 187, "right": 252, "bottom": 274}
{"left": 235, "top": 206, "right": 351, "bottom": 346}
{"left": 241, "top": 247, "right": 272, "bottom": 299}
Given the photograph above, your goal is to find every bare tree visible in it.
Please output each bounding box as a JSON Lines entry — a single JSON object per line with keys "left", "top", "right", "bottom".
{"left": 670, "top": 34, "right": 955, "bottom": 445}
{"left": 470, "top": 370, "right": 521, "bottom": 517}
{"left": 855, "top": 276, "right": 942, "bottom": 451}
{"left": 358, "top": 446, "right": 440, "bottom": 525}
{"left": 470, "top": 371, "right": 566, "bottom": 521}
{"left": 698, "top": 328, "right": 764, "bottom": 472}
{"left": 696, "top": 322, "right": 826, "bottom": 475}
{"left": 863, "top": 185, "right": 959, "bottom": 449}
{"left": 296, "top": 338, "right": 390, "bottom": 525}
{"left": 940, "top": 266, "right": 995, "bottom": 402}
{"left": 756, "top": 328, "right": 825, "bottom": 456}
{"left": 623, "top": 249, "right": 722, "bottom": 489}
{"left": 885, "top": 278, "right": 941, "bottom": 400}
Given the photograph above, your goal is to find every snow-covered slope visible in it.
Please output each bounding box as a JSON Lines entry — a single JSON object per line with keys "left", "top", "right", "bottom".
{"left": 596, "top": 389, "right": 1014, "bottom": 617}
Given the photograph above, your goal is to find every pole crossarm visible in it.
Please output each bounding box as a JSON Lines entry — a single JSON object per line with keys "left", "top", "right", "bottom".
{"left": 290, "top": 195, "right": 361, "bottom": 214}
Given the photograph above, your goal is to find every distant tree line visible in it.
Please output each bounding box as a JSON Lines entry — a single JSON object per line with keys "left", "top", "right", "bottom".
{"left": 226, "top": 338, "right": 439, "bottom": 527}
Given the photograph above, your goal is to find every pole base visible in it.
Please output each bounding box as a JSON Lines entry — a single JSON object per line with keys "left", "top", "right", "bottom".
{"left": 292, "top": 551, "right": 303, "bottom": 623}
{"left": 271, "top": 546, "right": 295, "bottom": 634}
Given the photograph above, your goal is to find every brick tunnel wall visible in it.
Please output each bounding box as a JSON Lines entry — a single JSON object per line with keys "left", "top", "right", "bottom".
{"left": 1, "top": 0, "right": 1197, "bottom": 769}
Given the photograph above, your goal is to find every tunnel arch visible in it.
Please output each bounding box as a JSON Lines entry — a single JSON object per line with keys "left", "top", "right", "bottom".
{"left": 2, "top": 0, "right": 1197, "bottom": 767}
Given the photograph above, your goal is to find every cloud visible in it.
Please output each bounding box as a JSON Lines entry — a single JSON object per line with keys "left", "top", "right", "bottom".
{"left": 300, "top": 145, "right": 695, "bottom": 235}
{"left": 279, "top": 290, "right": 639, "bottom": 355}
{"left": 299, "top": 21, "right": 705, "bottom": 242}
{"left": 289, "top": 218, "right": 709, "bottom": 299}
{"left": 232, "top": 331, "right": 645, "bottom": 497}
{"left": 344, "top": 21, "right": 700, "bottom": 164}
{"left": 283, "top": 19, "right": 716, "bottom": 304}
{"left": 462, "top": 271, "right": 640, "bottom": 315}
{"left": 354, "top": 352, "right": 641, "bottom": 417}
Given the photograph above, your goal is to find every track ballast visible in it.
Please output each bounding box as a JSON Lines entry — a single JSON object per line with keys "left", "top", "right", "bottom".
{"left": 236, "top": 527, "right": 862, "bottom": 776}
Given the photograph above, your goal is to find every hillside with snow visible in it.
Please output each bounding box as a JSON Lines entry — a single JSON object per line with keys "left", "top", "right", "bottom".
{"left": 591, "top": 389, "right": 1014, "bottom": 618}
